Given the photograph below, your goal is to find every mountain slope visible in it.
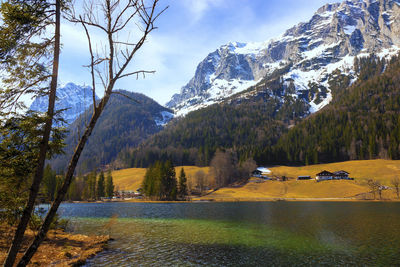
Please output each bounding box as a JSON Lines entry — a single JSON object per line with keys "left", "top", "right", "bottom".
{"left": 51, "top": 90, "right": 173, "bottom": 173}
{"left": 30, "top": 82, "right": 99, "bottom": 124}
{"left": 265, "top": 54, "right": 400, "bottom": 165}
{"left": 118, "top": 53, "right": 400, "bottom": 168}
{"left": 167, "top": 0, "right": 400, "bottom": 116}
{"left": 116, "top": 74, "right": 311, "bottom": 168}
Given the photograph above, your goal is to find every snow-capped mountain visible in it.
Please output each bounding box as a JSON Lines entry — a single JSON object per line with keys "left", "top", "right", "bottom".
{"left": 30, "top": 82, "right": 99, "bottom": 124}
{"left": 50, "top": 90, "right": 175, "bottom": 173}
{"left": 167, "top": 0, "right": 400, "bottom": 116}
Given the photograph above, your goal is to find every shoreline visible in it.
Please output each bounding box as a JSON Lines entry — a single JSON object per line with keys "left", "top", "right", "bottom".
{"left": 64, "top": 197, "right": 400, "bottom": 204}
{"left": 0, "top": 227, "right": 110, "bottom": 266}
{"left": 192, "top": 197, "right": 400, "bottom": 202}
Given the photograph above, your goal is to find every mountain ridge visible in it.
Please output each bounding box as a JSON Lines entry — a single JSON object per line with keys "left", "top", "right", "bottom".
{"left": 50, "top": 89, "right": 173, "bottom": 173}
{"left": 30, "top": 82, "right": 99, "bottom": 124}
{"left": 167, "top": 0, "right": 400, "bottom": 116}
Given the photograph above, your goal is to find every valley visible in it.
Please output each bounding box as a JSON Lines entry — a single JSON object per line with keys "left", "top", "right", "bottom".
{"left": 3, "top": 0, "right": 400, "bottom": 265}
{"left": 110, "top": 160, "right": 400, "bottom": 201}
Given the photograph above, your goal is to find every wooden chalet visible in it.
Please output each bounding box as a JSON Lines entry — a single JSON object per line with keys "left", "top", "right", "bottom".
{"left": 252, "top": 167, "right": 271, "bottom": 179}
{"left": 316, "top": 170, "right": 334, "bottom": 181}
{"left": 333, "top": 170, "right": 350, "bottom": 179}
{"left": 297, "top": 176, "right": 312, "bottom": 180}
{"left": 252, "top": 170, "right": 263, "bottom": 177}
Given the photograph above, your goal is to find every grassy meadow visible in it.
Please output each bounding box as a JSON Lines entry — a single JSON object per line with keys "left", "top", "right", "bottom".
{"left": 268, "top": 159, "right": 400, "bottom": 184}
{"left": 112, "top": 166, "right": 210, "bottom": 191}
{"left": 112, "top": 160, "right": 400, "bottom": 200}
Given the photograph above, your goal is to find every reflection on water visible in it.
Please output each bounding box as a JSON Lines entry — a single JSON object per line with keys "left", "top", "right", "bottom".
{"left": 57, "top": 202, "right": 400, "bottom": 266}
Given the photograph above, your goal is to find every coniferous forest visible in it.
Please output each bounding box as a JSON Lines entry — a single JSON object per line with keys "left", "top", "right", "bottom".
{"left": 116, "top": 54, "right": 400, "bottom": 168}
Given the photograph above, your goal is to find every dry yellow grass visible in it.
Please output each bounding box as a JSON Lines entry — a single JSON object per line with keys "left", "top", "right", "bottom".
{"left": 0, "top": 227, "right": 109, "bottom": 266}
{"left": 269, "top": 159, "right": 400, "bottom": 185}
{"left": 111, "top": 168, "right": 147, "bottom": 191}
{"left": 112, "top": 160, "right": 400, "bottom": 201}
{"left": 200, "top": 180, "right": 369, "bottom": 201}
{"left": 112, "top": 166, "right": 210, "bottom": 191}
{"left": 199, "top": 160, "right": 400, "bottom": 201}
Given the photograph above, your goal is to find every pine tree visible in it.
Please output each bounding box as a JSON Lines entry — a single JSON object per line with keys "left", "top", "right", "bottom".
{"left": 105, "top": 170, "right": 114, "bottom": 198}
{"left": 160, "top": 161, "right": 177, "bottom": 200}
{"left": 178, "top": 168, "right": 188, "bottom": 200}
{"left": 42, "top": 164, "right": 57, "bottom": 201}
{"left": 1, "top": 1, "right": 64, "bottom": 264}
{"left": 142, "top": 160, "right": 177, "bottom": 200}
{"left": 97, "top": 171, "right": 105, "bottom": 199}
{"left": 85, "top": 171, "right": 97, "bottom": 200}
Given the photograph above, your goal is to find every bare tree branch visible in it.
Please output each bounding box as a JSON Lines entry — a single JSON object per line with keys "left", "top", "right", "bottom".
{"left": 111, "top": 90, "right": 140, "bottom": 103}
{"left": 118, "top": 70, "right": 155, "bottom": 79}
{"left": 80, "top": 15, "right": 97, "bottom": 112}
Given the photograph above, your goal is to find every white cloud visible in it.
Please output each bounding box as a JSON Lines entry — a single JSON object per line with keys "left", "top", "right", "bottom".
{"left": 50, "top": 0, "right": 336, "bottom": 107}
{"left": 182, "top": 0, "right": 225, "bottom": 21}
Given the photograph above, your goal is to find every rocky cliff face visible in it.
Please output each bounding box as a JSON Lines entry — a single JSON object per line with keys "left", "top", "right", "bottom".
{"left": 167, "top": 0, "right": 400, "bottom": 116}
{"left": 30, "top": 82, "right": 99, "bottom": 124}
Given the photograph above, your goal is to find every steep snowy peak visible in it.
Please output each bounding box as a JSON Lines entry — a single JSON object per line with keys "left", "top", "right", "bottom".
{"left": 30, "top": 82, "right": 99, "bottom": 124}
{"left": 168, "top": 0, "right": 400, "bottom": 116}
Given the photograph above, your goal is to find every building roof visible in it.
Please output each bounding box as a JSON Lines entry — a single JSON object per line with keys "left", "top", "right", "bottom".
{"left": 316, "top": 170, "right": 334, "bottom": 176}
{"left": 257, "top": 167, "right": 271, "bottom": 174}
{"left": 333, "top": 170, "right": 349, "bottom": 175}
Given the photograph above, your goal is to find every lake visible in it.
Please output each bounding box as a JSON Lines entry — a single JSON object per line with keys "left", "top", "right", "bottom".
{"left": 57, "top": 201, "right": 400, "bottom": 266}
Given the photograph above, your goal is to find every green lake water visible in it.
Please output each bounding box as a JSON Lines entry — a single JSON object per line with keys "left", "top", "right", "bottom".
{"left": 57, "top": 202, "right": 400, "bottom": 266}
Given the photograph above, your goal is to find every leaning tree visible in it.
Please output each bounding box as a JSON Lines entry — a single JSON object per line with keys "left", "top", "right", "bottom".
{"left": 14, "top": 0, "right": 167, "bottom": 266}
{"left": 1, "top": 1, "right": 65, "bottom": 266}
{"left": 2, "top": 0, "right": 166, "bottom": 266}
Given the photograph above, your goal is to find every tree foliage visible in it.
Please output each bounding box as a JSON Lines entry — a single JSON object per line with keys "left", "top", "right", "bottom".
{"left": 266, "top": 55, "right": 400, "bottom": 165}
{"left": 178, "top": 168, "right": 188, "bottom": 199}
{"left": 97, "top": 171, "right": 105, "bottom": 199}
{"left": 142, "top": 160, "right": 179, "bottom": 200}
{"left": 116, "top": 54, "right": 400, "bottom": 169}
{"left": 105, "top": 170, "right": 114, "bottom": 198}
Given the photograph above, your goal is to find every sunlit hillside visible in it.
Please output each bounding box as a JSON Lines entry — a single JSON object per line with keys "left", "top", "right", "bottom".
{"left": 199, "top": 180, "right": 370, "bottom": 201}
{"left": 112, "top": 166, "right": 210, "bottom": 191}
{"left": 112, "top": 160, "right": 400, "bottom": 200}
{"left": 269, "top": 160, "right": 400, "bottom": 185}
{"left": 197, "top": 160, "right": 400, "bottom": 201}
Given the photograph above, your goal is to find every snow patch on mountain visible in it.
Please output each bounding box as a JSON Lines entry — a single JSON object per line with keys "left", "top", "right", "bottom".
{"left": 30, "top": 82, "right": 98, "bottom": 124}
{"left": 168, "top": 0, "right": 400, "bottom": 116}
{"left": 155, "top": 111, "right": 174, "bottom": 126}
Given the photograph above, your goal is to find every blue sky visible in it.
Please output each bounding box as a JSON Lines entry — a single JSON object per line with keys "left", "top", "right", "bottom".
{"left": 58, "top": 0, "right": 335, "bottom": 105}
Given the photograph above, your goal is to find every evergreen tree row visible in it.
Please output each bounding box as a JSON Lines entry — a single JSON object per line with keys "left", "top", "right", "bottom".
{"left": 65, "top": 169, "right": 114, "bottom": 201}
{"left": 142, "top": 161, "right": 188, "bottom": 200}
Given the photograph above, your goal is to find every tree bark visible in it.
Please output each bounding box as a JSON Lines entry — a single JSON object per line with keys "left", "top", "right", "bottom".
{"left": 17, "top": 87, "right": 113, "bottom": 266}
{"left": 14, "top": 0, "right": 164, "bottom": 264}
{"left": 3, "top": 1, "right": 61, "bottom": 266}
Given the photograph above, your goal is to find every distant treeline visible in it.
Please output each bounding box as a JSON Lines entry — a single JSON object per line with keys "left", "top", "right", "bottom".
{"left": 142, "top": 152, "right": 256, "bottom": 200}
{"left": 41, "top": 165, "right": 115, "bottom": 202}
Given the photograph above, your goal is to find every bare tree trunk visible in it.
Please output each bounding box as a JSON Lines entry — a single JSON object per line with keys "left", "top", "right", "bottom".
{"left": 17, "top": 94, "right": 112, "bottom": 266}
{"left": 3, "top": 1, "right": 61, "bottom": 266}
{"left": 16, "top": 1, "right": 166, "bottom": 264}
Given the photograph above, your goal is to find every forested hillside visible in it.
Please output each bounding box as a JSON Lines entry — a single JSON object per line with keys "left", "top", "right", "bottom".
{"left": 266, "top": 55, "right": 400, "bottom": 165}
{"left": 116, "top": 68, "right": 312, "bottom": 168}
{"left": 51, "top": 90, "right": 173, "bottom": 174}
{"left": 117, "top": 54, "right": 400, "bottom": 168}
